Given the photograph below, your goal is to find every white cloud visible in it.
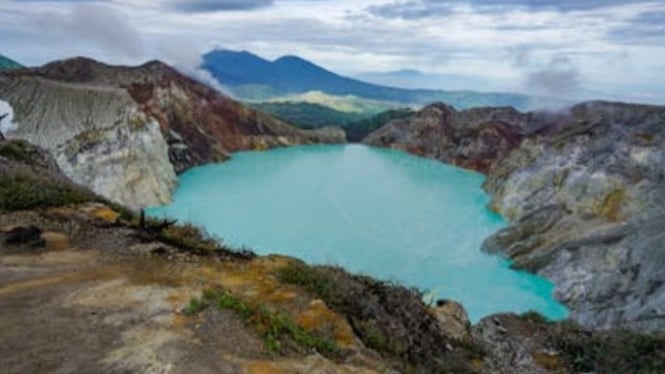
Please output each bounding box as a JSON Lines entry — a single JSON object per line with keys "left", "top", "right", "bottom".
{"left": 0, "top": 100, "right": 19, "bottom": 135}
{"left": 0, "top": 0, "right": 664, "bottom": 103}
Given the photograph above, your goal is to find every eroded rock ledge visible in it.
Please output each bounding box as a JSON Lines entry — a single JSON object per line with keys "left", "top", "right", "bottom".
{"left": 0, "top": 57, "right": 345, "bottom": 210}
{"left": 364, "top": 101, "right": 665, "bottom": 333}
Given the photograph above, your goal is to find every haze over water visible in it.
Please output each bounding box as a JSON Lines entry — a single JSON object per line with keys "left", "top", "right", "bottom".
{"left": 149, "top": 144, "right": 568, "bottom": 322}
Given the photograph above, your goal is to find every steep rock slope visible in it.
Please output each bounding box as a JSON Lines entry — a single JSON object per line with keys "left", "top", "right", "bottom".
{"left": 364, "top": 103, "right": 537, "bottom": 173}
{"left": 0, "top": 57, "right": 344, "bottom": 209}
{"left": 364, "top": 101, "right": 665, "bottom": 333}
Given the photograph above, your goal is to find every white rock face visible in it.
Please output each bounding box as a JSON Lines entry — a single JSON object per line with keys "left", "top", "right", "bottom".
{"left": 55, "top": 116, "right": 177, "bottom": 209}
{"left": 0, "top": 77, "right": 177, "bottom": 210}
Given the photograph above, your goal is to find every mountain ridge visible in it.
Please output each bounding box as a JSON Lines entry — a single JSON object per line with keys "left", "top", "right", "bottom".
{"left": 202, "top": 49, "right": 532, "bottom": 110}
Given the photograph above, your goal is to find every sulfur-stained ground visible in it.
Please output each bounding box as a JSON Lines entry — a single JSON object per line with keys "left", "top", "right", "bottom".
{"left": 0, "top": 204, "right": 391, "bottom": 374}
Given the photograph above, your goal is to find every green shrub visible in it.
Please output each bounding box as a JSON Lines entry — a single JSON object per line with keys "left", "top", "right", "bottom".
{"left": 550, "top": 322, "right": 665, "bottom": 373}
{"left": 0, "top": 169, "right": 99, "bottom": 212}
{"left": 183, "top": 296, "right": 210, "bottom": 316}
{"left": 277, "top": 261, "right": 335, "bottom": 301}
{"left": 187, "top": 289, "right": 339, "bottom": 357}
{"left": 136, "top": 219, "right": 255, "bottom": 260}
{"left": 0, "top": 141, "right": 36, "bottom": 163}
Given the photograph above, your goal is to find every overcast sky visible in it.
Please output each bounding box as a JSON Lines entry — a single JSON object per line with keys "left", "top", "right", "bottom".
{"left": 1, "top": 0, "right": 664, "bottom": 103}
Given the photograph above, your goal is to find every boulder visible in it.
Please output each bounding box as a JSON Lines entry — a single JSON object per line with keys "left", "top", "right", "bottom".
{"left": 432, "top": 299, "right": 471, "bottom": 342}
{"left": 40, "top": 231, "right": 70, "bottom": 251}
{"left": 5, "top": 225, "right": 44, "bottom": 246}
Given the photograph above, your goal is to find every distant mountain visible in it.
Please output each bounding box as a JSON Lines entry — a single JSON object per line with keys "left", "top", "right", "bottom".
{"left": 0, "top": 54, "right": 23, "bottom": 71}
{"left": 202, "top": 50, "right": 531, "bottom": 110}
{"left": 357, "top": 69, "right": 494, "bottom": 92}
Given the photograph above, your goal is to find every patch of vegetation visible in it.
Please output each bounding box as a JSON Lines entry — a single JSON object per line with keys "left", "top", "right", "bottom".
{"left": 549, "top": 322, "right": 665, "bottom": 373}
{"left": 251, "top": 103, "right": 414, "bottom": 142}
{"left": 134, "top": 216, "right": 255, "bottom": 260}
{"left": 183, "top": 295, "right": 209, "bottom": 316}
{"left": 160, "top": 223, "right": 225, "bottom": 253}
{"left": 186, "top": 289, "right": 340, "bottom": 357}
{"left": 0, "top": 168, "right": 100, "bottom": 212}
{"left": 0, "top": 142, "right": 30, "bottom": 162}
{"left": 0, "top": 141, "right": 36, "bottom": 163}
{"left": 252, "top": 101, "right": 367, "bottom": 129}
{"left": 0, "top": 140, "right": 104, "bottom": 212}
{"left": 277, "top": 261, "right": 484, "bottom": 373}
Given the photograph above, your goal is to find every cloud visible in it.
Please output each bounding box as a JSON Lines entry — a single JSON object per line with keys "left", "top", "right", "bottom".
{"left": 154, "top": 37, "right": 227, "bottom": 92}
{"left": 46, "top": 4, "right": 144, "bottom": 59}
{"left": 0, "top": 100, "right": 19, "bottom": 135}
{"left": 1, "top": 0, "right": 664, "bottom": 104}
{"left": 607, "top": 9, "right": 665, "bottom": 45}
{"left": 366, "top": 0, "right": 655, "bottom": 19}
{"left": 367, "top": 1, "right": 455, "bottom": 19}
{"left": 525, "top": 56, "right": 580, "bottom": 98}
{"left": 171, "top": 0, "right": 274, "bottom": 12}
{"left": 458, "top": 0, "right": 646, "bottom": 11}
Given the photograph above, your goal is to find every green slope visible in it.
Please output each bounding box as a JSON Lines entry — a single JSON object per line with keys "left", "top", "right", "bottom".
{"left": 252, "top": 101, "right": 368, "bottom": 129}
{"left": 253, "top": 100, "right": 415, "bottom": 142}
{"left": 0, "top": 54, "right": 24, "bottom": 71}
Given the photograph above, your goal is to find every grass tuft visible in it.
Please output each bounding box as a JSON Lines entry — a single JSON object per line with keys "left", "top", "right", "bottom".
{"left": 0, "top": 168, "right": 100, "bottom": 212}
{"left": 186, "top": 289, "right": 340, "bottom": 357}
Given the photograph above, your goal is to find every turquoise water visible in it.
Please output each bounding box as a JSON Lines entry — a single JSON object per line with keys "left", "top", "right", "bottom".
{"left": 148, "top": 144, "right": 568, "bottom": 322}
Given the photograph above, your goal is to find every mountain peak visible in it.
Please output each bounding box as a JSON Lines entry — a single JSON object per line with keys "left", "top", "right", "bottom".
{"left": 204, "top": 49, "right": 269, "bottom": 64}
{"left": 10, "top": 57, "right": 181, "bottom": 87}
{"left": 274, "top": 55, "right": 310, "bottom": 64}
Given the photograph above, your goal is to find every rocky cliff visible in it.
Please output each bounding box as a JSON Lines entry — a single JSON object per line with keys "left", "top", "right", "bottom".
{"left": 0, "top": 57, "right": 345, "bottom": 209}
{"left": 364, "top": 101, "right": 665, "bottom": 333}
